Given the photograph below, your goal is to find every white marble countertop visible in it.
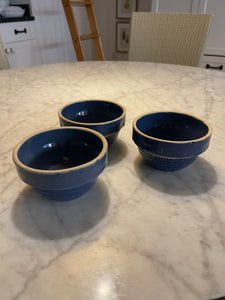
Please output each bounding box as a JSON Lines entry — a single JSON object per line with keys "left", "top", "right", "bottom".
{"left": 0, "top": 61, "right": 225, "bottom": 300}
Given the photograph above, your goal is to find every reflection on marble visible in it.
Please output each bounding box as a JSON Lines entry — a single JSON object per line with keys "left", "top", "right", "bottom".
{"left": 0, "top": 61, "right": 225, "bottom": 300}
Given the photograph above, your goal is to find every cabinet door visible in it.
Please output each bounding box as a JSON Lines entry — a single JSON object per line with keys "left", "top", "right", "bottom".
{"left": 198, "top": 0, "right": 225, "bottom": 55}
{"left": 5, "top": 41, "right": 41, "bottom": 69}
{"left": 151, "top": 0, "right": 196, "bottom": 13}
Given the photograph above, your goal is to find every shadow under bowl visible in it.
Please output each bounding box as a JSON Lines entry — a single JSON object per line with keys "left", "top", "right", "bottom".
{"left": 132, "top": 112, "right": 212, "bottom": 171}
{"left": 58, "top": 100, "right": 126, "bottom": 145}
{"left": 13, "top": 127, "right": 108, "bottom": 200}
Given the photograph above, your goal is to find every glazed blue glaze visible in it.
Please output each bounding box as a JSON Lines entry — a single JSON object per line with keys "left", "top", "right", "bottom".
{"left": 13, "top": 127, "right": 108, "bottom": 200}
{"left": 58, "top": 100, "right": 126, "bottom": 145}
{"left": 133, "top": 112, "right": 212, "bottom": 171}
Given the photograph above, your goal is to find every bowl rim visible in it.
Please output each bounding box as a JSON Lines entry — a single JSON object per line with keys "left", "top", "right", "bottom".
{"left": 13, "top": 126, "right": 108, "bottom": 174}
{"left": 133, "top": 111, "right": 212, "bottom": 144}
{"left": 58, "top": 99, "right": 126, "bottom": 126}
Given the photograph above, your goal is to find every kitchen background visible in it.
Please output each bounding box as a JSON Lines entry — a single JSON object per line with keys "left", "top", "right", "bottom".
{"left": 0, "top": 0, "right": 224, "bottom": 71}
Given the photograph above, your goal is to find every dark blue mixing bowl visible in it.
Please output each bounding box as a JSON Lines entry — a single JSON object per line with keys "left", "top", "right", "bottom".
{"left": 133, "top": 112, "right": 212, "bottom": 171}
{"left": 58, "top": 100, "right": 126, "bottom": 145}
{"left": 13, "top": 127, "right": 108, "bottom": 200}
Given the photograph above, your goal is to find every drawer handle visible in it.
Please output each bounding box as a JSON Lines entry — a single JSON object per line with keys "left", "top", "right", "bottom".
{"left": 14, "top": 28, "right": 27, "bottom": 35}
{"left": 206, "top": 64, "right": 223, "bottom": 70}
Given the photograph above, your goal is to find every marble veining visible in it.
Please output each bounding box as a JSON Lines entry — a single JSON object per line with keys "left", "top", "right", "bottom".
{"left": 0, "top": 61, "right": 225, "bottom": 300}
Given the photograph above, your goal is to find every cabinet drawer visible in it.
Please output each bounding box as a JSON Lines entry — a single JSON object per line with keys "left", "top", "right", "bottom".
{"left": 200, "top": 55, "right": 225, "bottom": 72}
{"left": 0, "top": 22, "right": 35, "bottom": 43}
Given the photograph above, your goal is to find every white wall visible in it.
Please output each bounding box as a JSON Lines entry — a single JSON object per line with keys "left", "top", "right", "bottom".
{"left": 26, "top": 0, "right": 151, "bottom": 63}
{"left": 31, "top": 0, "right": 76, "bottom": 64}
{"left": 9, "top": 0, "right": 151, "bottom": 62}
{"left": 93, "top": 0, "right": 116, "bottom": 60}
{"left": 71, "top": 5, "right": 96, "bottom": 60}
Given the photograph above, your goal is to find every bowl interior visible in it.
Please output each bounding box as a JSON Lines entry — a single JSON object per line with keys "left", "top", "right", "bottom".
{"left": 61, "top": 101, "right": 124, "bottom": 124}
{"left": 136, "top": 112, "right": 209, "bottom": 141}
{"left": 17, "top": 128, "right": 104, "bottom": 171}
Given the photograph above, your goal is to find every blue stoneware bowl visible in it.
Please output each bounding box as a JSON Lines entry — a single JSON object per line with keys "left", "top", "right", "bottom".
{"left": 13, "top": 127, "right": 108, "bottom": 200}
{"left": 58, "top": 100, "right": 126, "bottom": 145}
{"left": 133, "top": 112, "right": 212, "bottom": 171}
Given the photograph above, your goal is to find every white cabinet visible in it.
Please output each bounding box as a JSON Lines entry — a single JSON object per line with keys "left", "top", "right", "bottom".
{"left": 151, "top": 0, "right": 225, "bottom": 71}
{"left": 198, "top": 0, "right": 225, "bottom": 64}
{"left": 0, "top": 0, "right": 76, "bottom": 68}
{"left": 199, "top": 1, "right": 225, "bottom": 72}
{"left": 200, "top": 55, "right": 225, "bottom": 72}
{"left": 0, "top": 21, "right": 42, "bottom": 68}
